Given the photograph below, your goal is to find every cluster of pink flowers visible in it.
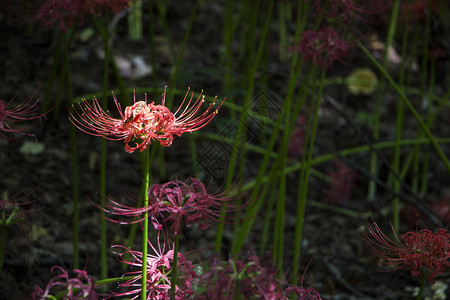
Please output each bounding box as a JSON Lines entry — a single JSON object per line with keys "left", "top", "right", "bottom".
{"left": 31, "top": 265, "right": 98, "bottom": 300}
{"left": 365, "top": 220, "right": 450, "bottom": 284}
{"left": 105, "top": 178, "right": 237, "bottom": 235}
{"left": 0, "top": 96, "right": 43, "bottom": 140}
{"left": 112, "top": 236, "right": 196, "bottom": 300}
{"left": 71, "top": 89, "right": 222, "bottom": 153}
{"left": 193, "top": 252, "right": 322, "bottom": 299}
{"left": 290, "top": 27, "right": 349, "bottom": 70}
{"left": 36, "top": 0, "right": 136, "bottom": 31}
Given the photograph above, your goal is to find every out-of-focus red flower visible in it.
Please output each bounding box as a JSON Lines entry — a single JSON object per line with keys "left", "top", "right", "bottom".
{"left": 70, "top": 88, "right": 223, "bottom": 153}
{"left": 430, "top": 196, "right": 450, "bottom": 223}
{"left": 364, "top": 220, "right": 450, "bottom": 284}
{"left": 193, "top": 252, "right": 284, "bottom": 299}
{"left": 0, "top": 96, "right": 43, "bottom": 140}
{"left": 289, "top": 27, "right": 349, "bottom": 70}
{"left": 288, "top": 114, "right": 308, "bottom": 158}
{"left": 104, "top": 178, "right": 238, "bottom": 235}
{"left": 401, "top": 0, "right": 438, "bottom": 22}
{"left": 112, "top": 235, "right": 196, "bottom": 300}
{"left": 36, "top": 0, "right": 135, "bottom": 31}
{"left": 323, "top": 160, "right": 357, "bottom": 205}
{"left": 31, "top": 265, "right": 98, "bottom": 300}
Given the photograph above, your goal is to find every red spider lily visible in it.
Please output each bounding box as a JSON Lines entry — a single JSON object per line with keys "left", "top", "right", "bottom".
{"left": 0, "top": 96, "right": 43, "bottom": 140}
{"left": 111, "top": 235, "right": 196, "bottom": 300}
{"left": 103, "top": 178, "right": 238, "bottom": 235}
{"left": 289, "top": 27, "right": 349, "bottom": 70}
{"left": 192, "top": 252, "right": 284, "bottom": 299}
{"left": 31, "top": 265, "right": 98, "bottom": 300}
{"left": 364, "top": 220, "right": 450, "bottom": 284}
{"left": 36, "top": 0, "right": 135, "bottom": 31}
{"left": 70, "top": 88, "right": 222, "bottom": 153}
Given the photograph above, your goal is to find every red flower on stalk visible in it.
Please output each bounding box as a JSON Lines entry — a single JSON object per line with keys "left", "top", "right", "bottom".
{"left": 31, "top": 265, "right": 98, "bottom": 300}
{"left": 104, "top": 178, "right": 238, "bottom": 235}
{"left": 111, "top": 235, "right": 196, "bottom": 300}
{"left": 70, "top": 88, "right": 222, "bottom": 153}
{"left": 364, "top": 220, "right": 450, "bottom": 284}
{"left": 0, "top": 96, "right": 43, "bottom": 140}
{"left": 289, "top": 27, "right": 349, "bottom": 70}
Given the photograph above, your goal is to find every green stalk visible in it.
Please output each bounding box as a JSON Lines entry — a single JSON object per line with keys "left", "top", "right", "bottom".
{"left": 141, "top": 148, "right": 150, "bottom": 300}
{"left": 358, "top": 42, "right": 450, "bottom": 173}
{"left": 368, "top": 0, "right": 401, "bottom": 204}
{"left": 170, "top": 235, "right": 180, "bottom": 300}
{"left": 64, "top": 29, "right": 80, "bottom": 269}
{"left": 128, "top": 0, "right": 143, "bottom": 41}
{"left": 416, "top": 270, "right": 429, "bottom": 300}
{"left": 391, "top": 3, "right": 410, "bottom": 233}
{"left": 92, "top": 14, "right": 110, "bottom": 283}
{"left": 42, "top": 29, "right": 62, "bottom": 115}
{"left": 292, "top": 69, "right": 325, "bottom": 283}
{"left": 217, "top": 0, "right": 274, "bottom": 253}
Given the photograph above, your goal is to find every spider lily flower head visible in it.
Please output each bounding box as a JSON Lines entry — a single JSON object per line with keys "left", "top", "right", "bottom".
{"left": 36, "top": 0, "right": 135, "bottom": 31}
{"left": 103, "top": 178, "right": 239, "bottom": 235}
{"left": 364, "top": 220, "right": 450, "bottom": 285}
{"left": 192, "top": 251, "right": 284, "bottom": 299}
{"left": 70, "top": 88, "right": 223, "bottom": 153}
{"left": 289, "top": 27, "right": 349, "bottom": 70}
{"left": 31, "top": 265, "right": 98, "bottom": 300}
{"left": 0, "top": 96, "right": 43, "bottom": 140}
{"left": 112, "top": 235, "right": 196, "bottom": 300}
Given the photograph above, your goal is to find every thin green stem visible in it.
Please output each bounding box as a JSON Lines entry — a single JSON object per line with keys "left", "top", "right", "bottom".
{"left": 416, "top": 270, "right": 429, "bottom": 300}
{"left": 64, "top": 29, "right": 80, "bottom": 269}
{"left": 92, "top": 13, "right": 110, "bottom": 284}
{"left": 170, "top": 235, "right": 180, "bottom": 300}
{"left": 218, "top": 0, "right": 274, "bottom": 253}
{"left": 358, "top": 41, "right": 450, "bottom": 173}
{"left": 141, "top": 148, "right": 150, "bottom": 300}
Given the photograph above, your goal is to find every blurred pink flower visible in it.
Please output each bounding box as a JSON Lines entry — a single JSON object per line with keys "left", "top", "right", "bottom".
{"left": 323, "top": 160, "right": 357, "bottom": 205}
{"left": 31, "top": 265, "right": 98, "bottom": 300}
{"left": 0, "top": 96, "right": 43, "bottom": 140}
{"left": 289, "top": 27, "right": 349, "bottom": 69}
{"left": 70, "top": 88, "right": 222, "bottom": 153}
{"left": 112, "top": 235, "right": 196, "bottom": 300}
{"left": 36, "top": 0, "right": 136, "bottom": 31}
{"left": 104, "top": 178, "right": 238, "bottom": 235}
{"left": 287, "top": 114, "right": 308, "bottom": 158}
{"left": 364, "top": 220, "right": 450, "bottom": 284}
{"left": 193, "top": 252, "right": 284, "bottom": 299}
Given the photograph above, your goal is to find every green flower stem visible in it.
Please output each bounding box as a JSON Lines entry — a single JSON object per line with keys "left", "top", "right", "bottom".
{"left": 170, "top": 235, "right": 180, "bottom": 300}
{"left": 416, "top": 270, "right": 429, "bottom": 300}
{"left": 141, "top": 148, "right": 150, "bottom": 300}
{"left": 64, "top": 29, "right": 80, "bottom": 269}
{"left": 368, "top": 0, "right": 401, "bottom": 205}
{"left": 218, "top": 0, "right": 274, "bottom": 253}
{"left": 128, "top": 0, "right": 143, "bottom": 41}
{"left": 42, "top": 29, "right": 62, "bottom": 115}
{"left": 358, "top": 41, "right": 450, "bottom": 173}
{"left": 92, "top": 13, "right": 110, "bottom": 284}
